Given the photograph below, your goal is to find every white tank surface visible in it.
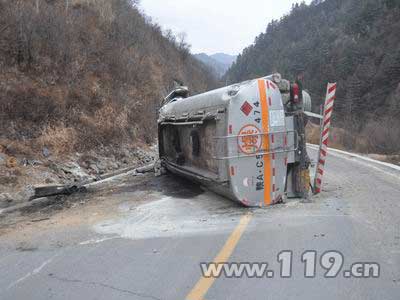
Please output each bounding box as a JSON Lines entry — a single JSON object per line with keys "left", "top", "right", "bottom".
{"left": 158, "top": 74, "right": 309, "bottom": 207}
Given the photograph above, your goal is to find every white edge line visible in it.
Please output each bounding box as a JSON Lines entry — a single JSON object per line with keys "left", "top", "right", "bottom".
{"left": 307, "top": 143, "right": 400, "bottom": 172}
{"left": 7, "top": 255, "right": 57, "bottom": 289}
{"left": 79, "top": 236, "right": 118, "bottom": 245}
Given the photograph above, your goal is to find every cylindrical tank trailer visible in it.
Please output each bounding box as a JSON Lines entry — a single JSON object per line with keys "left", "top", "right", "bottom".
{"left": 158, "top": 74, "right": 312, "bottom": 207}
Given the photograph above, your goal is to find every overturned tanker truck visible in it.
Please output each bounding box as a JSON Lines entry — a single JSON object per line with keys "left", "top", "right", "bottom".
{"left": 158, "top": 74, "right": 320, "bottom": 207}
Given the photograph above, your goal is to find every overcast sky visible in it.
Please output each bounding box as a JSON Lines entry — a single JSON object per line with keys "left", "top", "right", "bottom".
{"left": 139, "top": 0, "right": 312, "bottom": 55}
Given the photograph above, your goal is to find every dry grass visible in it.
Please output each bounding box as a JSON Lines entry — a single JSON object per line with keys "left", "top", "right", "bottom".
{"left": 306, "top": 122, "right": 321, "bottom": 145}
{"left": 306, "top": 122, "right": 349, "bottom": 150}
{"left": 306, "top": 118, "right": 400, "bottom": 165}
{"left": 74, "top": 104, "right": 132, "bottom": 150}
{"left": 0, "top": 0, "right": 216, "bottom": 159}
{"left": 357, "top": 118, "right": 400, "bottom": 154}
{"left": 0, "top": 138, "right": 36, "bottom": 157}
{"left": 36, "top": 126, "right": 77, "bottom": 156}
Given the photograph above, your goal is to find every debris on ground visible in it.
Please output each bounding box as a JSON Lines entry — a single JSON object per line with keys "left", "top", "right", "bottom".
{"left": 0, "top": 144, "right": 157, "bottom": 210}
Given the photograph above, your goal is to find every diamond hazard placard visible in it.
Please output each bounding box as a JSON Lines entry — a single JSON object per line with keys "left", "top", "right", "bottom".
{"left": 240, "top": 101, "right": 253, "bottom": 116}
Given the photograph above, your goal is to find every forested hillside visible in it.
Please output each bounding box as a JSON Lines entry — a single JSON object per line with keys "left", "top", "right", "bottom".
{"left": 226, "top": 0, "right": 400, "bottom": 154}
{"left": 0, "top": 0, "right": 217, "bottom": 156}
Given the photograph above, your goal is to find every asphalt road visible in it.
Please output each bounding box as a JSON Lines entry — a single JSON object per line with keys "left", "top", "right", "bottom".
{"left": 0, "top": 147, "right": 399, "bottom": 300}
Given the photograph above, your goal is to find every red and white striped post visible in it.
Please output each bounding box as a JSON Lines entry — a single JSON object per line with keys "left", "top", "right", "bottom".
{"left": 314, "top": 82, "right": 337, "bottom": 194}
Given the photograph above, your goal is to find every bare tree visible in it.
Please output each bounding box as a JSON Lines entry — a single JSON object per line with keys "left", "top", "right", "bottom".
{"left": 176, "top": 32, "right": 191, "bottom": 58}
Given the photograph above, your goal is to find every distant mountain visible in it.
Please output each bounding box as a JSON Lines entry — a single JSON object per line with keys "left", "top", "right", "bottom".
{"left": 210, "top": 53, "right": 237, "bottom": 66}
{"left": 194, "top": 53, "right": 237, "bottom": 78}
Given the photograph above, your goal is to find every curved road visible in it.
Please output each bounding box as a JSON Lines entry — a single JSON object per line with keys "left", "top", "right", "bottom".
{"left": 0, "top": 147, "right": 399, "bottom": 299}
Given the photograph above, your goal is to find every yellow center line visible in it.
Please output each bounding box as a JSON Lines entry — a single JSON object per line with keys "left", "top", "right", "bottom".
{"left": 186, "top": 213, "right": 253, "bottom": 300}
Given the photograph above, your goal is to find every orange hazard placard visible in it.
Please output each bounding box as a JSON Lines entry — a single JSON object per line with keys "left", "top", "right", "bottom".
{"left": 237, "top": 124, "right": 262, "bottom": 154}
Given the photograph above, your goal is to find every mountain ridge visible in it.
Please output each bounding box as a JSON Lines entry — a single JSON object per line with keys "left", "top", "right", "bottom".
{"left": 194, "top": 52, "right": 237, "bottom": 78}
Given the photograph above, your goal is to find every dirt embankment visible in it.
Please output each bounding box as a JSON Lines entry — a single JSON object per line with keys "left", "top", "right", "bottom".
{"left": 0, "top": 143, "right": 157, "bottom": 210}
{"left": 0, "top": 0, "right": 219, "bottom": 208}
{"left": 0, "top": 0, "right": 219, "bottom": 209}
